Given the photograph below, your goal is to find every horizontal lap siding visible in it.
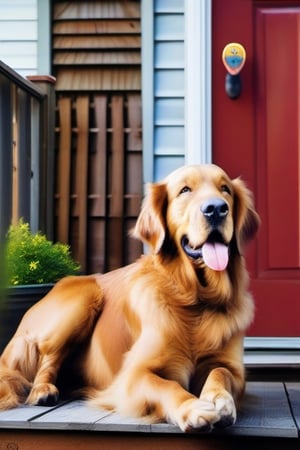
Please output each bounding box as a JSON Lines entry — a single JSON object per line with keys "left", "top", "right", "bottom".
{"left": 0, "top": 0, "right": 38, "bottom": 77}
{"left": 53, "top": 1, "right": 142, "bottom": 273}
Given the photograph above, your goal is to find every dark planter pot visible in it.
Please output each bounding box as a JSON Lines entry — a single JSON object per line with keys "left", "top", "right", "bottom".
{"left": 0, "top": 284, "right": 53, "bottom": 353}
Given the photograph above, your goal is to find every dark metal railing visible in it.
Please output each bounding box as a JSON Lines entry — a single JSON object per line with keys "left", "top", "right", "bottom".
{"left": 0, "top": 60, "right": 55, "bottom": 243}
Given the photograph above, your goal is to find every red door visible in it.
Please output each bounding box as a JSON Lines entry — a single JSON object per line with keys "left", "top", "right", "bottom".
{"left": 212, "top": 0, "right": 300, "bottom": 336}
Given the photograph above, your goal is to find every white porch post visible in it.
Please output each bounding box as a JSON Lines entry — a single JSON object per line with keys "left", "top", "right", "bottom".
{"left": 185, "top": 0, "right": 212, "bottom": 165}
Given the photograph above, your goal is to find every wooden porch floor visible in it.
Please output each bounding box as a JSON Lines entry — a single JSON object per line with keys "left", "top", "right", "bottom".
{"left": 0, "top": 381, "right": 299, "bottom": 449}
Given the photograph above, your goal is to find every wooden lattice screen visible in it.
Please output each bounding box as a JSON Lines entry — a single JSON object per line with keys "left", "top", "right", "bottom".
{"left": 52, "top": 0, "right": 142, "bottom": 274}
{"left": 55, "top": 93, "right": 142, "bottom": 274}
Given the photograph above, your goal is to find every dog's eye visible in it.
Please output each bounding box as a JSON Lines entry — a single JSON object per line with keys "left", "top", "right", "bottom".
{"left": 221, "top": 184, "right": 231, "bottom": 195}
{"left": 179, "top": 186, "right": 191, "bottom": 195}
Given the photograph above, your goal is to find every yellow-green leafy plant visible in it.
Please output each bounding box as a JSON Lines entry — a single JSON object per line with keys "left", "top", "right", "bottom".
{"left": 5, "top": 219, "right": 80, "bottom": 286}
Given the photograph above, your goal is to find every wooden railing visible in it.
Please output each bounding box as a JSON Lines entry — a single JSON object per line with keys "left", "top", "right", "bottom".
{"left": 0, "top": 61, "right": 55, "bottom": 243}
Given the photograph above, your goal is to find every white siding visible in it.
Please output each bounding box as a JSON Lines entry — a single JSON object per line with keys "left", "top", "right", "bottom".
{"left": 142, "top": 0, "right": 212, "bottom": 182}
{"left": 153, "top": 0, "right": 185, "bottom": 181}
{"left": 0, "top": 0, "right": 38, "bottom": 77}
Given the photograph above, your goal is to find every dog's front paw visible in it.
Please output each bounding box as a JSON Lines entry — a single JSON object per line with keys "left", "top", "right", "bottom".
{"left": 174, "top": 398, "right": 220, "bottom": 433}
{"left": 214, "top": 393, "right": 236, "bottom": 428}
{"left": 26, "top": 383, "right": 59, "bottom": 406}
{"left": 201, "top": 391, "right": 236, "bottom": 429}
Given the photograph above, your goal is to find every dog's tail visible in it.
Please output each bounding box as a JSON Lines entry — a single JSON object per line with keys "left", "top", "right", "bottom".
{"left": 0, "top": 336, "right": 38, "bottom": 410}
{"left": 0, "top": 367, "right": 32, "bottom": 409}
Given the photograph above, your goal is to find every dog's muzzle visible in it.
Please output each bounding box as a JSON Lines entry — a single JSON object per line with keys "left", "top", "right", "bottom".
{"left": 181, "top": 198, "right": 230, "bottom": 271}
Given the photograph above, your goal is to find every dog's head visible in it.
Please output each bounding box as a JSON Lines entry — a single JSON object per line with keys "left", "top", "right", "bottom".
{"left": 133, "top": 165, "right": 260, "bottom": 271}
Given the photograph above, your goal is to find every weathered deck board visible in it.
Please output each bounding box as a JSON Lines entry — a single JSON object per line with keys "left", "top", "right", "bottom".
{"left": 286, "top": 382, "right": 300, "bottom": 432}
{"left": 31, "top": 400, "right": 112, "bottom": 430}
{"left": 0, "top": 402, "right": 61, "bottom": 427}
{"left": 95, "top": 411, "right": 151, "bottom": 432}
{"left": 0, "top": 382, "right": 298, "bottom": 439}
{"left": 223, "top": 382, "right": 298, "bottom": 438}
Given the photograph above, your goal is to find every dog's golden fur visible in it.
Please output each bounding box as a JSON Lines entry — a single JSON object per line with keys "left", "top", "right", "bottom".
{"left": 0, "top": 164, "right": 259, "bottom": 432}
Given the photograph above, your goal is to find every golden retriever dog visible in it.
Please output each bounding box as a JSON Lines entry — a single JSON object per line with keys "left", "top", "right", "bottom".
{"left": 0, "top": 164, "right": 260, "bottom": 432}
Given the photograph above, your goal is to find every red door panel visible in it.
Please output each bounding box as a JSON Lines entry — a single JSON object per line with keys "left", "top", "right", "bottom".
{"left": 212, "top": 0, "right": 300, "bottom": 336}
{"left": 256, "top": 8, "right": 300, "bottom": 272}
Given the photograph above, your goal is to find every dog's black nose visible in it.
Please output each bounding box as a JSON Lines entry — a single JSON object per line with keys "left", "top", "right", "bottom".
{"left": 201, "top": 198, "right": 229, "bottom": 225}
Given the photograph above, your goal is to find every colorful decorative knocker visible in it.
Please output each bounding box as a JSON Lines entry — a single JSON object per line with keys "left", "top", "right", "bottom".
{"left": 222, "top": 43, "right": 246, "bottom": 99}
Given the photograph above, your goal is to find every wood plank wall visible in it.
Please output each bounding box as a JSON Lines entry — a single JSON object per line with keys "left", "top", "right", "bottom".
{"left": 55, "top": 93, "right": 142, "bottom": 274}
{"left": 52, "top": 0, "right": 142, "bottom": 274}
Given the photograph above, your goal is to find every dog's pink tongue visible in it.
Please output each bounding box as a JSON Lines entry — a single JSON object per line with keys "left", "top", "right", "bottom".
{"left": 202, "top": 242, "right": 229, "bottom": 271}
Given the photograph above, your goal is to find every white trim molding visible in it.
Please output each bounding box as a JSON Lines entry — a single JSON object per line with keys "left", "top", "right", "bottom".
{"left": 185, "top": 0, "right": 212, "bottom": 165}
{"left": 37, "top": 0, "right": 51, "bottom": 74}
{"left": 141, "top": 0, "right": 154, "bottom": 185}
{"left": 244, "top": 337, "right": 300, "bottom": 367}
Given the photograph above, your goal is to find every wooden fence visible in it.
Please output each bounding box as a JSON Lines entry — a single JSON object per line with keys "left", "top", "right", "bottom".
{"left": 55, "top": 92, "right": 143, "bottom": 274}
{"left": 0, "top": 61, "right": 55, "bottom": 243}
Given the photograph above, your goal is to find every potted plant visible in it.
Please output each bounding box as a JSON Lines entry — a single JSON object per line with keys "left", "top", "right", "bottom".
{"left": 0, "top": 219, "right": 80, "bottom": 351}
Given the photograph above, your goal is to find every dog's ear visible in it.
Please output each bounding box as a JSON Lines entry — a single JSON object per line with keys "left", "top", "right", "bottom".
{"left": 132, "top": 182, "right": 168, "bottom": 253}
{"left": 232, "top": 177, "right": 260, "bottom": 254}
